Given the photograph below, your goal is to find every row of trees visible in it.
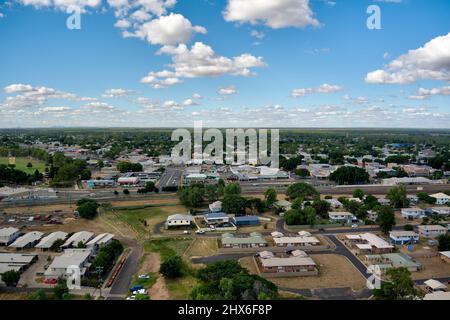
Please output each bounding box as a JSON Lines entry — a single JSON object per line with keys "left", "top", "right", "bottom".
{"left": 0, "top": 164, "right": 43, "bottom": 185}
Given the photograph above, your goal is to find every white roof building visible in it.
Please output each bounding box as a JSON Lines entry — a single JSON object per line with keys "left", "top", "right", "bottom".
{"left": 430, "top": 193, "right": 450, "bottom": 205}
{"left": 36, "top": 232, "right": 68, "bottom": 249}
{"left": 0, "top": 227, "right": 20, "bottom": 245}
{"left": 44, "top": 249, "right": 92, "bottom": 279}
{"left": 9, "top": 231, "right": 43, "bottom": 249}
{"left": 424, "top": 279, "right": 447, "bottom": 292}
{"left": 62, "top": 231, "right": 94, "bottom": 248}
{"left": 260, "top": 256, "right": 316, "bottom": 268}
{"left": 86, "top": 233, "right": 114, "bottom": 247}
{"left": 273, "top": 236, "right": 320, "bottom": 246}
{"left": 423, "top": 291, "right": 450, "bottom": 300}
{"left": 209, "top": 201, "right": 222, "bottom": 212}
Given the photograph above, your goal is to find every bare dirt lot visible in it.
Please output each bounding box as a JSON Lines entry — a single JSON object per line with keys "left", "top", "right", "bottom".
{"left": 185, "top": 238, "right": 218, "bottom": 257}
{"left": 412, "top": 256, "right": 450, "bottom": 280}
{"left": 268, "top": 254, "right": 367, "bottom": 290}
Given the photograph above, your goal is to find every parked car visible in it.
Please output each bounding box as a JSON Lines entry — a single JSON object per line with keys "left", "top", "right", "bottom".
{"left": 138, "top": 274, "right": 150, "bottom": 280}
{"left": 126, "top": 296, "right": 136, "bottom": 300}
{"left": 183, "top": 230, "right": 190, "bottom": 234}
{"left": 195, "top": 230, "right": 205, "bottom": 234}
{"left": 351, "top": 224, "right": 358, "bottom": 228}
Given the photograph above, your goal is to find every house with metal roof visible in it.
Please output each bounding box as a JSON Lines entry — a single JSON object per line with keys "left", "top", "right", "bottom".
{"left": 418, "top": 225, "right": 447, "bottom": 238}
{"left": 259, "top": 256, "right": 317, "bottom": 274}
{"left": 9, "top": 231, "right": 43, "bottom": 249}
{"left": 273, "top": 236, "right": 320, "bottom": 247}
{"left": 35, "top": 231, "right": 68, "bottom": 250}
{"left": 221, "top": 232, "right": 267, "bottom": 248}
{"left": 365, "top": 253, "right": 422, "bottom": 273}
{"left": 166, "top": 214, "right": 194, "bottom": 228}
{"left": 389, "top": 231, "right": 420, "bottom": 245}
{"left": 204, "top": 212, "right": 229, "bottom": 225}
{"left": 0, "top": 227, "right": 20, "bottom": 246}
{"left": 86, "top": 233, "right": 114, "bottom": 253}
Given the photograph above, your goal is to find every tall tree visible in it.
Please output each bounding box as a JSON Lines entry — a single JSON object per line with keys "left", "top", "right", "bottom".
{"left": 264, "top": 188, "right": 277, "bottom": 208}
{"left": 377, "top": 205, "right": 396, "bottom": 234}
{"left": 386, "top": 186, "right": 408, "bottom": 208}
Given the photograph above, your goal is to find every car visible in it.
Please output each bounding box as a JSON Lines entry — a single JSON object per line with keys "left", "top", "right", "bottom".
{"left": 126, "top": 296, "right": 136, "bottom": 300}
{"left": 133, "top": 289, "right": 147, "bottom": 295}
{"left": 130, "top": 285, "right": 143, "bottom": 292}
{"left": 183, "top": 230, "right": 190, "bottom": 234}
{"left": 138, "top": 274, "right": 150, "bottom": 279}
{"left": 44, "top": 278, "right": 57, "bottom": 284}
{"left": 195, "top": 230, "right": 205, "bottom": 234}
{"left": 351, "top": 224, "right": 358, "bottom": 228}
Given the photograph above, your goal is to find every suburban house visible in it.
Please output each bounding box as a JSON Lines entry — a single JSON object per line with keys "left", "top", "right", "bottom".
{"left": 401, "top": 207, "right": 426, "bottom": 219}
{"left": 44, "top": 249, "right": 92, "bottom": 280}
{"left": 209, "top": 201, "right": 222, "bottom": 212}
{"left": 345, "top": 233, "right": 394, "bottom": 254}
{"left": 204, "top": 212, "right": 229, "bottom": 225}
{"left": 271, "top": 231, "right": 284, "bottom": 238}
{"left": 365, "top": 253, "right": 422, "bottom": 273}
{"left": 9, "top": 231, "right": 44, "bottom": 250}
{"left": 0, "top": 252, "right": 38, "bottom": 274}
{"left": 329, "top": 212, "right": 354, "bottom": 224}
{"left": 166, "top": 214, "right": 194, "bottom": 228}
{"left": 0, "top": 227, "right": 20, "bottom": 246}
{"left": 367, "top": 210, "right": 378, "bottom": 222}
{"left": 389, "top": 231, "right": 420, "bottom": 245}
{"left": 35, "top": 231, "right": 68, "bottom": 251}
{"left": 221, "top": 232, "right": 267, "bottom": 248}
{"left": 259, "top": 255, "right": 318, "bottom": 275}
{"left": 430, "top": 207, "right": 450, "bottom": 216}
{"left": 273, "top": 236, "right": 320, "bottom": 247}
{"left": 86, "top": 233, "right": 114, "bottom": 253}
{"left": 429, "top": 193, "right": 450, "bottom": 205}
{"left": 232, "top": 215, "right": 260, "bottom": 226}
{"left": 418, "top": 225, "right": 447, "bottom": 238}
{"left": 407, "top": 195, "right": 419, "bottom": 205}
{"left": 439, "top": 251, "right": 450, "bottom": 263}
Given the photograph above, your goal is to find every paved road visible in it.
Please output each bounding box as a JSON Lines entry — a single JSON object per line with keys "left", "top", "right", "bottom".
{"left": 107, "top": 241, "right": 143, "bottom": 299}
{"left": 280, "top": 287, "right": 373, "bottom": 300}
{"left": 157, "top": 167, "right": 183, "bottom": 189}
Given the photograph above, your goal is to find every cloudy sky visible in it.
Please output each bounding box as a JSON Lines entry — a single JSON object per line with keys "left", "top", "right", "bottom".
{"left": 0, "top": 0, "right": 449, "bottom": 128}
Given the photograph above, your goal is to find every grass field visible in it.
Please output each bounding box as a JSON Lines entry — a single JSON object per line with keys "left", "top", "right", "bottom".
{"left": 0, "top": 157, "right": 47, "bottom": 174}
{"left": 185, "top": 238, "right": 218, "bottom": 257}
{"left": 143, "top": 238, "right": 192, "bottom": 260}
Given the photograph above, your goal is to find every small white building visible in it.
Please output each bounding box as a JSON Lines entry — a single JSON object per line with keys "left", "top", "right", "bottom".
{"left": 418, "top": 225, "right": 447, "bottom": 238}
{"left": 0, "top": 227, "right": 20, "bottom": 246}
{"left": 325, "top": 199, "right": 343, "bottom": 209}
{"left": 270, "top": 231, "right": 284, "bottom": 238}
{"left": 424, "top": 279, "right": 447, "bottom": 292}
{"left": 62, "top": 231, "right": 94, "bottom": 248}
{"left": 401, "top": 208, "right": 426, "bottom": 219}
{"left": 86, "top": 233, "right": 114, "bottom": 252}
{"left": 430, "top": 207, "right": 450, "bottom": 216}
{"left": 166, "top": 214, "right": 194, "bottom": 228}
{"left": 429, "top": 193, "right": 450, "bottom": 205}
{"left": 273, "top": 236, "right": 320, "bottom": 247}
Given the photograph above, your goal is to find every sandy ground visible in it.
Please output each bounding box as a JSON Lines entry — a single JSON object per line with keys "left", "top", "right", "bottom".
{"left": 185, "top": 238, "right": 218, "bottom": 257}
{"left": 2, "top": 204, "right": 74, "bottom": 214}
{"left": 269, "top": 254, "right": 367, "bottom": 291}
{"left": 110, "top": 198, "right": 180, "bottom": 207}
{"left": 412, "top": 256, "right": 450, "bottom": 280}
{"left": 240, "top": 256, "right": 259, "bottom": 274}
{"left": 138, "top": 253, "right": 161, "bottom": 274}
{"left": 149, "top": 277, "right": 170, "bottom": 300}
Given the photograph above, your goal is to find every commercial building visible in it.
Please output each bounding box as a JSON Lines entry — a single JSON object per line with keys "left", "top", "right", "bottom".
{"left": 44, "top": 249, "right": 92, "bottom": 280}
{"left": 418, "top": 225, "right": 447, "bottom": 238}
{"left": 166, "top": 214, "right": 194, "bottom": 228}
{"left": 9, "top": 231, "right": 43, "bottom": 250}
{"left": 35, "top": 232, "right": 68, "bottom": 250}
{"left": 389, "top": 231, "right": 419, "bottom": 245}
{"left": 232, "top": 215, "right": 260, "bottom": 226}
{"left": 62, "top": 231, "right": 94, "bottom": 248}
{"left": 221, "top": 232, "right": 267, "bottom": 248}
{"left": 0, "top": 227, "right": 20, "bottom": 246}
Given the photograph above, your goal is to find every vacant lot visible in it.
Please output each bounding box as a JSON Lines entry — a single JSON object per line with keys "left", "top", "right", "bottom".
{"left": 185, "top": 238, "right": 218, "bottom": 257}
{"left": 0, "top": 157, "right": 47, "bottom": 174}
{"left": 143, "top": 238, "right": 192, "bottom": 260}
{"left": 240, "top": 256, "right": 259, "bottom": 274}
{"left": 269, "top": 254, "right": 366, "bottom": 291}
{"left": 412, "top": 256, "right": 450, "bottom": 280}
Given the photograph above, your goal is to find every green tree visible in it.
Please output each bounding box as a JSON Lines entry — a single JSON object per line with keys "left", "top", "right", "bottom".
{"left": 0, "top": 270, "right": 21, "bottom": 287}
{"left": 352, "top": 189, "right": 365, "bottom": 200}
{"left": 160, "top": 255, "right": 183, "bottom": 278}
{"left": 377, "top": 205, "right": 396, "bottom": 234}
{"left": 53, "top": 280, "right": 69, "bottom": 300}
{"left": 329, "top": 166, "right": 369, "bottom": 185}
{"left": 437, "top": 234, "right": 450, "bottom": 251}
{"left": 304, "top": 206, "right": 317, "bottom": 226}
{"left": 312, "top": 199, "right": 330, "bottom": 219}
{"left": 224, "top": 183, "right": 241, "bottom": 196}
{"left": 123, "top": 189, "right": 130, "bottom": 195}
{"left": 294, "top": 168, "right": 310, "bottom": 177}
{"left": 374, "top": 268, "right": 419, "bottom": 300}
{"left": 222, "top": 194, "right": 247, "bottom": 214}
{"left": 387, "top": 186, "right": 408, "bottom": 208}
{"left": 76, "top": 199, "right": 99, "bottom": 220}
{"left": 264, "top": 188, "right": 277, "bottom": 208}
{"left": 286, "top": 182, "right": 319, "bottom": 200}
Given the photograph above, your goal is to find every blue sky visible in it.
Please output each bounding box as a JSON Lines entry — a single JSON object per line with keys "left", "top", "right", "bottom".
{"left": 0, "top": 0, "right": 449, "bottom": 128}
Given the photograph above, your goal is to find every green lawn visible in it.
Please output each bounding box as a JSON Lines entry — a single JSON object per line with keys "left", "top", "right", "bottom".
{"left": 111, "top": 207, "right": 167, "bottom": 238}
{"left": 0, "top": 157, "right": 47, "bottom": 174}
{"left": 143, "top": 238, "right": 192, "bottom": 260}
